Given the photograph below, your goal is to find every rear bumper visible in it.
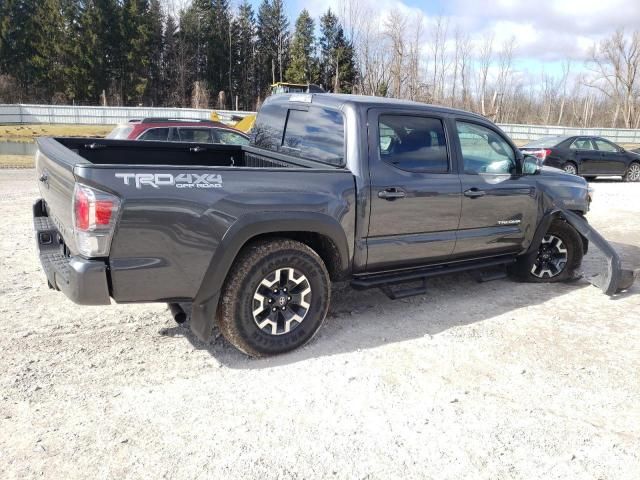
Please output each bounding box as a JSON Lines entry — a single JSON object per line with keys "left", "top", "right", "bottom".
{"left": 33, "top": 199, "right": 111, "bottom": 305}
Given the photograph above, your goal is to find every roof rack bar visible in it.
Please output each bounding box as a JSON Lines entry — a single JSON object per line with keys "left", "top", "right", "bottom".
{"left": 140, "top": 117, "right": 217, "bottom": 124}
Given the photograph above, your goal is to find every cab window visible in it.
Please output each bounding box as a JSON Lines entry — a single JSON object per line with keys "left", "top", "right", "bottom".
{"left": 594, "top": 139, "right": 618, "bottom": 153}
{"left": 378, "top": 115, "right": 448, "bottom": 172}
{"left": 281, "top": 107, "right": 344, "bottom": 166}
{"left": 456, "top": 121, "right": 516, "bottom": 174}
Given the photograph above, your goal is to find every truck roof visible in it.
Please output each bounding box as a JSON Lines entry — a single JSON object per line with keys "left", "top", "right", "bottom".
{"left": 265, "top": 93, "right": 487, "bottom": 120}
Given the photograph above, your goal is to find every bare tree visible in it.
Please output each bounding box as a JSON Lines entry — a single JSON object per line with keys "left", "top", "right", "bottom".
{"left": 383, "top": 10, "right": 408, "bottom": 99}
{"left": 428, "top": 15, "right": 450, "bottom": 102}
{"left": 586, "top": 29, "right": 640, "bottom": 128}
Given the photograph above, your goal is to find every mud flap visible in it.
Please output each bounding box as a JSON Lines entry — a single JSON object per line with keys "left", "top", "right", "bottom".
{"left": 561, "top": 210, "right": 636, "bottom": 295}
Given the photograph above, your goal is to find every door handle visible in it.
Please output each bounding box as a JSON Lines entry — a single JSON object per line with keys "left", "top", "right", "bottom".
{"left": 378, "top": 188, "right": 406, "bottom": 200}
{"left": 464, "top": 188, "right": 486, "bottom": 198}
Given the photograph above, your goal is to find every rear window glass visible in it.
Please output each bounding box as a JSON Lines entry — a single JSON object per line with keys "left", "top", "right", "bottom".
{"left": 251, "top": 102, "right": 287, "bottom": 151}
{"left": 523, "top": 136, "right": 568, "bottom": 148}
{"left": 281, "top": 108, "right": 344, "bottom": 165}
{"left": 106, "top": 126, "right": 133, "bottom": 139}
{"left": 251, "top": 102, "right": 345, "bottom": 166}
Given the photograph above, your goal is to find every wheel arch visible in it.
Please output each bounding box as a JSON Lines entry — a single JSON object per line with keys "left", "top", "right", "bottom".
{"left": 189, "top": 212, "right": 351, "bottom": 341}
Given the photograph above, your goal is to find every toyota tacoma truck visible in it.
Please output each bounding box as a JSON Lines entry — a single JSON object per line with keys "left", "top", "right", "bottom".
{"left": 33, "top": 93, "right": 628, "bottom": 357}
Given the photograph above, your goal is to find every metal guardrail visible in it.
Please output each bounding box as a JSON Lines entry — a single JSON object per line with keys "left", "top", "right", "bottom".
{"left": 2, "top": 104, "right": 640, "bottom": 144}
{"left": 0, "top": 104, "right": 254, "bottom": 126}
{"left": 497, "top": 123, "right": 640, "bottom": 144}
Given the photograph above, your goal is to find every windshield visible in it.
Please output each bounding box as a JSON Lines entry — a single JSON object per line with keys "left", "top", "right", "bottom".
{"left": 106, "top": 125, "right": 133, "bottom": 139}
{"left": 522, "top": 136, "right": 568, "bottom": 148}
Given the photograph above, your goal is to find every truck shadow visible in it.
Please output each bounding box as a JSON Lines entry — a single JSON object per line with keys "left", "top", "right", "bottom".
{"left": 160, "top": 241, "right": 640, "bottom": 369}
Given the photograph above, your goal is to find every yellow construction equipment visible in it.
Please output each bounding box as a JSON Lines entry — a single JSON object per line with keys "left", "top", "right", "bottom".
{"left": 216, "top": 83, "right": 325, "bottom": 133}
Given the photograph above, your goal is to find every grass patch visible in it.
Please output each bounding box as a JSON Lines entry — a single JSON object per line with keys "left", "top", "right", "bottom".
{"left": 0, "top": 124, "right": 113, "bottom": 143}
{"left": 0, "top": 154, "right": 34, "bottom": 168}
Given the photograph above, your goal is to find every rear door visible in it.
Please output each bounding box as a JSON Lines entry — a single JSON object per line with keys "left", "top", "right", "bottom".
{"left": 452, "top": 119, "right": 538, "bottom": 258}
{"left": 593, "top": 138, "right": 627, "bottom": 174}
{"left": 366, "top": 109, "right": 462, "bottom": 271}
{"left": 569, "top": 137, "right": 599, "bottom": 174}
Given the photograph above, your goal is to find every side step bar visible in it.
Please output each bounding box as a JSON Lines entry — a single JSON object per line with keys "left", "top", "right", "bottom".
{"left": 351, "top": 256, "right": 515, "bottom": 299}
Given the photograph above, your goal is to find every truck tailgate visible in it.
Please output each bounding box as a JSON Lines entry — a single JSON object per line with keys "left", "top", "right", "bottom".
{"left": 35, "top": 137, "right": 91, "bottom": 253}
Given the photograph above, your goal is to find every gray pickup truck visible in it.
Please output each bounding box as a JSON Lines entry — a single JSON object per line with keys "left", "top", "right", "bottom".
{"left": 34, "top": 93, "right": 625, "bottom": 357}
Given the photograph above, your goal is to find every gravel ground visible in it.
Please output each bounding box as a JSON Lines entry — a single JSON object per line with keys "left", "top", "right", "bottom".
{"left": 0, "top": 169, "right": 639, "bottom": 479}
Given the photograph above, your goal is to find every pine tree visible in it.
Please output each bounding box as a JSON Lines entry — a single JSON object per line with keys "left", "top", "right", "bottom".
{"left": 147, "top": 0, "right": 164, "bottom": 106}
{"left": 163, "top": 14, "right": 181, "bottom": 106}
{"left": 0, "top": 0, "right": 68, "bottom": 101}
{"left": 285, "top": 9, "right": 316, "bottom": 84}
{"left": 181, "top": 0, "right": 212, "bottom": 84}
{"left": 319, "top": 9, "right": 357, "bottom": 93}
{"left": 73, "top": 0, "right": 123, "bottom": 104}
{"left": 233, "top": 1, "right": 257, "bottom": 110}
{"left": 209, "top": 0, "right": 232, "bottom": 106}
{"left": 257, "top": 0, "right": 289, "bottom": 92}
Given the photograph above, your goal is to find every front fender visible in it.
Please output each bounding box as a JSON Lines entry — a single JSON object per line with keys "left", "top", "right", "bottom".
{"left": 189, "top": 211, "right": 350, "bottom": 341}
{"left": 527, "top": 185, "right": 634, "bottom": 296}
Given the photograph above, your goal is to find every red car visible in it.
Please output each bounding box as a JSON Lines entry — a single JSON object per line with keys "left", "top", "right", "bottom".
{"left": 106, "top": 118, "right": 250, "bottom": 145}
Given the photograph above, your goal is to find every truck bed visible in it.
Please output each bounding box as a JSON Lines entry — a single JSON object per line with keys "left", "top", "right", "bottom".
{"left": 47, "top": 137, "right": 338, "bottom": 169}
{"left": 34, "top": 136, "right": 356, "bottom": 308}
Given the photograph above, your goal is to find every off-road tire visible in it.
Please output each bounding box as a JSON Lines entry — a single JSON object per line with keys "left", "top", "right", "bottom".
{"left": 623, "top": 162, "right": 640, "bottom": 182}
{"left": 217, "top": 239, "right": 330, "bottom": 357}
{"left": 508, "top": 219, "right": 583, "bottom": 283}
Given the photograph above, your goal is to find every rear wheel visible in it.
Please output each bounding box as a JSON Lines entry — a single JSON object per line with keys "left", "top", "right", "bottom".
{"left": 509, "top": 220, "right": 583, "bottom": 283}
{"left": 217, "top": 239, "right": 330, "bottom": 357}
{"left": 623, "top": 162, "right": 640, "bottom": 182}
{"left": 563, "top": 162, "right": 578, "bottom": 175}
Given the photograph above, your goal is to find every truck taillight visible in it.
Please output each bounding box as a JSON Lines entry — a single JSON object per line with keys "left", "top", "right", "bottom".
{"left": 72, "top": 184, "right": 120, "bottom": 257}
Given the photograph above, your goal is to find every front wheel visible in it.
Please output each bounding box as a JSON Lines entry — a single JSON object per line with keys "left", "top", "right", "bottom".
{"left": 623, "top": 162, "right": 640, "bottom": 182}
{"left": 217, "top": 239, "right": 330, "bottom": 357}
{"left": 509, "top": 220, "right": 583, "bottom": 283}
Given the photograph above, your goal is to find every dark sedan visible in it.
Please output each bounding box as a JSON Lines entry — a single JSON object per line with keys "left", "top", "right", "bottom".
{"left": 520, "top": 135, "right": 640, "bottom": 181}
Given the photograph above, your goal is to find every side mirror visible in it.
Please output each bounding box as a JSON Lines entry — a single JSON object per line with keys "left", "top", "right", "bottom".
{"left": 522, "top": 155, "right": 541, "bottom": 175}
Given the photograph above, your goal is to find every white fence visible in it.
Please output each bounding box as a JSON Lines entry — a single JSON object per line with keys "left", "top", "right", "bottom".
{"left": 2, "top": 104, "right": 640, "bottom": 144}
{"left": 0, "top": 104, "right": 254, "bottom": 126}
{"left": 498, "top": 123, "right": 640, "bottom": 144}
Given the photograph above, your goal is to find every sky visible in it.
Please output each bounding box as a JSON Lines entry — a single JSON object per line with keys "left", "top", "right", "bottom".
{"left": 278, "top": 0, "right": 640, "bottom": 78}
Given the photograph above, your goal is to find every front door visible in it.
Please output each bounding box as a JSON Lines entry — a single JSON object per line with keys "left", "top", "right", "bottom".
{"left": 452, "top": 119, "right": 539, "bottom": 258}
{"left": 593, "top": 138, "right": 627, "bottom": 175}
{"left": 366, "top": 110, "right": 462, "bottom": 271}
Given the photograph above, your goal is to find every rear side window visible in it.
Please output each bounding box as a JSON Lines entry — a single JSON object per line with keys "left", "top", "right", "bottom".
{"left": 178, "top": 128, "right": 212, "bottom": 143}
{"left": 215, "top": 130, "right": 249, "bottom": 145}
{"left": 378, "top": 115, "right": 448, "bottom": 172}
{"left": 282, "top": 108, "right": 344, "bottom": 165}
{"left": 138, "top": 128, "right": 169, "bottom": 141}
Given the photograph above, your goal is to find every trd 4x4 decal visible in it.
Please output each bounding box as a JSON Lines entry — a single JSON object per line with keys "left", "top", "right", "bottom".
{"left": 115, "top": 172, "right": 223, "bottom": 189}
